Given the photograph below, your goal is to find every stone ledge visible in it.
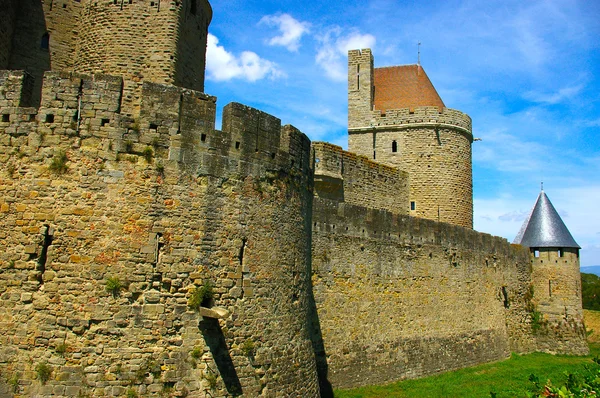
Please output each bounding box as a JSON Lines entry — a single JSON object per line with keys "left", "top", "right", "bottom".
{"left": 198, "top": 306, "right": 230, "bottom": 319}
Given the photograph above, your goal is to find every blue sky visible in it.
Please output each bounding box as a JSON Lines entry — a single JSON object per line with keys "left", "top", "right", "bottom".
{"left": 204, "top": 0, "right": 600, "bottom": 266}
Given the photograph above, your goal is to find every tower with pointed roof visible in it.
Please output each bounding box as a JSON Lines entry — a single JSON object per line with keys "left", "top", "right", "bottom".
{"left": 347, "top": 49, "right": 473, "bottom": 228}
{"left": 514, "top": 190, "right": 588, "bottom": 354}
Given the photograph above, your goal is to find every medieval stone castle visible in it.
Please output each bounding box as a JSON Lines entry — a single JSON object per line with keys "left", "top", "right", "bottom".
{"left": 0, "top": 0, "right": 588, "bottom": 397}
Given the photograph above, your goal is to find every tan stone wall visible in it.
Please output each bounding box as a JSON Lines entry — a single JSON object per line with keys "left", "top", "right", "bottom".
{"left": 312, "top": 141, "right": 409, "bottom": 214}
{"left": 312, "top": 198, "right": 535, "bottom": 389}
{"left": 530, "top": 248, "right": 588, "bottom": 355}
{"left": 0, "top": 71, "right": 319, "bottom": 397}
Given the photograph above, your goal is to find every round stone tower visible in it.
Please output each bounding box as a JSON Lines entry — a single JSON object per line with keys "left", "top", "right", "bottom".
{"left": 74, "top": 0, "right": 211, "bottom": 92}
{"left": 347, "top": 49, "right": 473, "bottom": 228}
{"left": 514, "top": 190, "right": 588, "bottom": 355}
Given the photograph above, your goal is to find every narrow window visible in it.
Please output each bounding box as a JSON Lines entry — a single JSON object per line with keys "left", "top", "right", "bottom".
{"left": 357, "top": 64, "right": 360, "bottom": 89}
{"left": 558, "top": 249, "right": 564, "bottom": 258}
{"left": 45, "top": 114, "right": 54, "bottom": 123}
{"left": 392, "top": 140, "right": 397, "bottom": 153}
{"left": 200, "top": 133, "right": 206, "bottom": 142}
{"left": 41, "top": 33, "right": 50, "bottom": 50}
{"left": 101, "top": 119, "right": 110, "bottom": 127}
{"left": 373, "top": 150, "right": 376, "bottom": 159}
{"left": 1, "top": 114, "right": 9, "bottom": 122}
{"left": 190, "top": 0, "right": 197, "bottom": 15}
{"left": 235, "top": 141, "right": 240, "bottom": 149}
{"left": 534, "top": 249, "right": 540, "bottom": 258}
{"left": 410, "top": 201, "right": 416, "bottom": 211}
{"left": 549, "top": 280, "right": 552, "bottom": 297}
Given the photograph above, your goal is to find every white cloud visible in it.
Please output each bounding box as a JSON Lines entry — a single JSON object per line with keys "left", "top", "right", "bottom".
{"left": 205, "top": 34, "right": 285, "bottom": 82}
{"left": 524, "top": 84, "right": 584, "bottom": 104}
{"left": 315, "top": 28, "right": 376, "bottom": 81}
{"left": 259, "top": 14, "right": 310, "bottom": 52}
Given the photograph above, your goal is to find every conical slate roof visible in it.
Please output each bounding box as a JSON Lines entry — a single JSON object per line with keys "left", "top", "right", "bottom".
{"left": 513, "top": 191, "right": 580, "bottom": 249}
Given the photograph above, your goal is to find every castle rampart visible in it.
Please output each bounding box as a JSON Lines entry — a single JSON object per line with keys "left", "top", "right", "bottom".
{"left": 312, "top": 141, "right": 409, "bottom": 214}
{"left": 311, "top": 197, "right": 535, "bottom": 388}
{"left": 0, "top": 69, "right": 320, "bottom": 397}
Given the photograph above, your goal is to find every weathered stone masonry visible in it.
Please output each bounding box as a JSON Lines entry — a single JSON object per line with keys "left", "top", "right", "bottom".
{"left": 0, "top": 70, "right": 320, "bottom": 397}
{"left": 0, "top": 2, "right": 589, "bottom": 396}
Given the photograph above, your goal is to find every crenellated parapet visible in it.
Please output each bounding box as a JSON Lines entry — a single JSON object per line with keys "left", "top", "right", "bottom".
{"left": 0, "top": 70, "right": 311, "bottom": 181}
{"left": 350, "top": 106, "right": 472, "bottom": 138}
{"left": 312, "top": 141, "right": 409, "bottom": 214}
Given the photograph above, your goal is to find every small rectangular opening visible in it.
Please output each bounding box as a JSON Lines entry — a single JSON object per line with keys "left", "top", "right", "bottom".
{"left": 29, "top": 114, "right": 35, "bottom": 121}
{"left": 101, "top": 118, "right": 110, "bottom": 127}
{"left": 558, "top": 249, "right": 564, "bottom": 258}
{"left": 45, "top": 114, "right": 54, "bottom": 123}
{"left": 235, "top": 141, "right": 240, "bottom": 149}
{"left": 534, "top": 249, "right": 540, "bottom": 258}
{"left": 549, "top": 280, "right": 552, "bottom": 297}
{"left": 200, "top": 133, "right": 206, "bottom": 142}
{"left": 410, "top": 201, "right": 416, "bottom": 211}
{"left": 149, "top": 123, "right": 158, "bottom": 130}
{"left": 1, "top": 114, "right": 9, "bottom": 122}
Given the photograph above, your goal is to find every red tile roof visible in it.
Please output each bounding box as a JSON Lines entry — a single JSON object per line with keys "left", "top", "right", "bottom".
{"left": 373, "top": 65, "right": 445, "bottom": 111}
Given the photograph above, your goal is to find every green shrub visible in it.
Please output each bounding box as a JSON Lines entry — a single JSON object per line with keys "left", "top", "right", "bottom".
{"left": 124, "top": 140, "right": 134, "bottom": 153}
{"left": 241, "top": 339, "right": 255, "bottom": 357}
{"left": 105, "top": 276, "right": 124, "bottom": 298}
{"left": 8, "top": 372, "right": 19, "bottom": 393}
{"left": 188, "top": 281, "right": 214, "bottom": 310}
{"left": 35, "top": 362, "right": 52, "bottom": 384}
{"left": 55, "top": 342, "right": 67, "bottom": 356}
{"left": 142, "top": 147, "right": 153, "bottom": 163}
{"left": 126, "top": 388, "right": 138, "bottom": 398}
{"left": 49, "top": 150, "right": 68, "bottom": 174}
{"left": 190, "top": 346, "right": 203, "bottom": 360}
{"left": 156, "top": 161, "right": 165, "bottom": 176}
{"left": 204, "top": 372, "right": 217, "bottom": 390}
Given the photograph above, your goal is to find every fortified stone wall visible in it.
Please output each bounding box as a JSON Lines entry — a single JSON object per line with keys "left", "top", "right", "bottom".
{"left": 311, "top": 197, "right": 535, "bottom": 389}
{"left": 531, "top": 248, "right": 588, "bottom": 355}
{"left": 312, "top": 141, "right": 409, "bottom": 214}
{"left": 0, "top": 70, "right": 320, "bottom": 397}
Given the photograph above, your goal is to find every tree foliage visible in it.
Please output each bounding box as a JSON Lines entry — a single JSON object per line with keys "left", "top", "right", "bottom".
{"left": 582, "top": 273, "right": 600, "bottom": 311}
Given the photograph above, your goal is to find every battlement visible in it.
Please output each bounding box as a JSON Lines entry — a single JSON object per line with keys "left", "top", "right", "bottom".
{"left": 0, "top": 69, "right": 311, "bottom": 180}
{"left": 312, "top": 141, "right": 409, "bottom": 214}
{"left": 349, "top": 105, "right": 472, "bottom": 136}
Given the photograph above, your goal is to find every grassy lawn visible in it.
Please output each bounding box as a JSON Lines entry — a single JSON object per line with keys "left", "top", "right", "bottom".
{"left": 335, "top": 343, "right": 600, "bottom": 398}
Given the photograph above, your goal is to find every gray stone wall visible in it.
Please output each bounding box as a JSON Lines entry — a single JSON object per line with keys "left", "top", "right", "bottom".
{"left": 0, "top": 70, "right": 320, "bottom": 397}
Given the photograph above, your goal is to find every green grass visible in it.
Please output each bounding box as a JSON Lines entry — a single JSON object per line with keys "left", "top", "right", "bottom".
{"left": 335, "top": 343, "right": 600, "bottom": 398}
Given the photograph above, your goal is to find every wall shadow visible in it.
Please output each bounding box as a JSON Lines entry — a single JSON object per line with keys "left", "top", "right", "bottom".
{"left": 308, "top": 280, "right": 334, "bottom": 398}
{"left": 199, "top": 317, "right": 243, "bottom": 396}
